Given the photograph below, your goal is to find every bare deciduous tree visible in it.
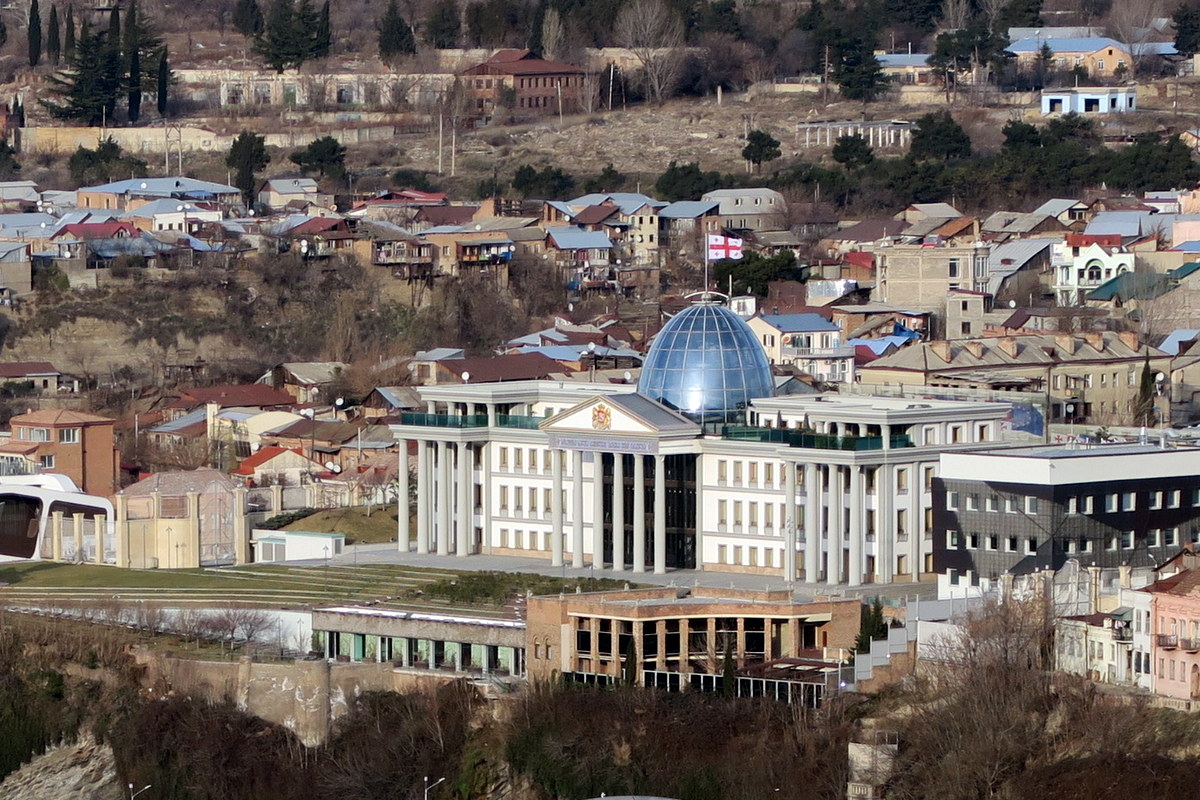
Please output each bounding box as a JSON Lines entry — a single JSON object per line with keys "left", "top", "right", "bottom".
{"left": 977, "top": 0, "right": 1007, "bottom": 31}
{"left": 939, "top": 0, "right": 972, "bottom": 30}
{"left": 615, "top": 0, "right": 685, "bottom": 105}
{"left": 541, "top": 8, "right": 564, "bottom": 63}
{"left": 1106, "top": 0, "right": 1166, "bottom": 73}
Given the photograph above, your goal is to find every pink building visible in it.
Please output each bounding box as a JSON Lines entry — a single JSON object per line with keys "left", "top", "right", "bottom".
{"left": 1146, "top": 547, "right": 1200, "bottom": 701}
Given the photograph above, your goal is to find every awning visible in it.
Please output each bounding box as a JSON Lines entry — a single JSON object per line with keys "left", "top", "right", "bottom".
{"left": 1110, "top": 606, "right": 1133, "bottom": 620}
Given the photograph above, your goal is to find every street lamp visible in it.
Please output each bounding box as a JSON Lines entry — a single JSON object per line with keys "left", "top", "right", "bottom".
{"left": 424, "top": 776, "right": 445, "bottom": 800}
{"left": 129, "top": 784, "right": 152, "bottom": 799}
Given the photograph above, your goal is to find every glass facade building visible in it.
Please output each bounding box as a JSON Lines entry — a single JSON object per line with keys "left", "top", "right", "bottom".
{"left": 637, "top": 302, "right": 774, "bottom": 423}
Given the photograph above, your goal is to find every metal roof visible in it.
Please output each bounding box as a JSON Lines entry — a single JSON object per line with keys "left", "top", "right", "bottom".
{"left": 546, "top": 228, "right": 612, "bottom": 250}
{"left": 758, "top": 313, "right": 840, "bottom": 333}
{"left": 1007, "top": 36, "right": 1125, "bottom": 53}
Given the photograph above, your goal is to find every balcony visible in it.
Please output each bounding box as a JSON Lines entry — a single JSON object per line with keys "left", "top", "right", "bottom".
{"left": 1183, "top": 638, "right": 1200, "bottom": 653}
{"left": 1112, "top": 627, "right": 1132, "bottom": 642}
{"left": 1157, "top": 634, "right": 1178, "bottom": 649}
{"left": 399, "top": 412, "right": 489, "bottom": 428}
{"left": 719, "top": 426, "right": 913, "bottom": 451}
{"left": 781, "top": 345, "right": 857, "bottom": 360}
{"left": 494, "top": 414, "right": 542, "bottom": 429}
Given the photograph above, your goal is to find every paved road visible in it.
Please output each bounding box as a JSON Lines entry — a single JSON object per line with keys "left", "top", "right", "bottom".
{"left": 309, "top": 543, "right": 938, "bottom": 604}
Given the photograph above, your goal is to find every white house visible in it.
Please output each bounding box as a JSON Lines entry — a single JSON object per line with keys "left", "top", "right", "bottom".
{"left": 746, "top": 313, "right": 855, "bottom": 383}
{"left": 1041, "top": 86, "right": 1136, "bottom": 115}
{"left": 1052, "top": 241, "right": 1133, "bottom": 305}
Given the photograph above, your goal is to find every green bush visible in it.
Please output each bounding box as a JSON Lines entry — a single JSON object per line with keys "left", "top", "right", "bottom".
{"left": 257, "top": 508, "right": 317, "bottom": 530}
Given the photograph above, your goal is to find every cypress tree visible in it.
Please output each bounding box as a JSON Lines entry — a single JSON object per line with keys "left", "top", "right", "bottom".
{"left": 0, "top": 19, "right": 7, "bottom": 50}
{"left": 257, "top": 0, "right": 302, "bottom": 72}
{"left": 156, "top": 45, "right": 169, "bottom": 116}
{"left": 28, "top": 0, "right": 42, "bottom": 67}
{"left": 721, "top": 640, "right": 736, "bottom": 697}
{"left": 46, "top": 5, "right": 59, "bottom": 64}
{"left": 127, "top": 45, "right": 140, "bottom": 122}
{"left": 622, "top": 636, "right": 638, "bottom": 686}
{"left": 63, "top": 6, "right": 74, "bottom": 60}
{"left": 107, "top": 3, "right": 120, "bottom": 55}
{"left": 314, "top": 0, "right": 331, "bottom": 57}
{"left": 233, "top": 0, "right": 264, "bottom": 38}
{"left": 377, "top": 0, "right": 415, "bottom": 60}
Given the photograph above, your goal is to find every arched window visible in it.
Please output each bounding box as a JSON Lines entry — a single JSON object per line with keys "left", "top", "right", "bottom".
{"left": 1086, "top": 262, "right": 1102, "bottom": 282}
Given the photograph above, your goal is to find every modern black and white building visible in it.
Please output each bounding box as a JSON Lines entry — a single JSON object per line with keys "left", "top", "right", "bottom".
{"left": 933, "top": 443, "right": 1200, "bottom": 580}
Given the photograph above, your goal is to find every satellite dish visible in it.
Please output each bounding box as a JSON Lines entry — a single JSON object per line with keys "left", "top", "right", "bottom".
{"left": 624, "top": 370, "right": 633, "bottom": 383}
{"left": 588, "top": 342, "right": 596, "bottom": 352}
{"left": 335, "top": 397, "right": 345, "bottom": 406}
{"left": 140, "top": 182, "right": 147, "bottom": 189}
{"left": 1008, "top": 300, "right": 1016, "bottom": 308}
{"left": 324, "top": 461, "right": 336, "bottom": 470}
{"left": 1155, "top": 372, "right": 1166, "bottom": 382}
{"left": 251, "top": 442, "right": 261, "bottom": 452}
{"left": 331, "top": 464, "right": 342, "bottom": 474}
{"left": 461, "top": 371, "right": 471, "bottom": 383}
{"left": 301, "top": 408, "right": 315, "bottom": 419}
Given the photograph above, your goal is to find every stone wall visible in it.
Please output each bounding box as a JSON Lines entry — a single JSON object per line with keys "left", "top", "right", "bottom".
{"left": 17, "top": 125, "right": 401, "bottom": 156}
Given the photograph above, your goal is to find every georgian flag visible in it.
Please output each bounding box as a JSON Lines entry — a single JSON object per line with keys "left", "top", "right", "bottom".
{"left": 707, "top": 234, "right": 743, "bottom": 261}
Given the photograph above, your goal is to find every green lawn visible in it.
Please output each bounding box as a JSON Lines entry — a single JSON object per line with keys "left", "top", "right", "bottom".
{"left": 282, "top": 506, "right": 405, "bottom": 544}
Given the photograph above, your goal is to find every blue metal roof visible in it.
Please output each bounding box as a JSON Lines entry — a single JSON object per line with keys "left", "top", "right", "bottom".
{"left": 149, "top": 407, "right": 206, "bottom": 434}
{"left": 1159, "top": 329, "right": 1200, "bottom": 355}
{"left": 758, "top": 313, "right": 840, "bottom": 333}
{"left": 546, "top": 228, "right": 612, "bottom": 250}
{"left": 1008, "top": 36, "right": 1124, "bottom": 53}
{"left": 567, "top": 193, "right": 666, "bottom": 215}
{"left": 83, "top": 177, "right": 239, "bottom": 196}
{"left": 878, "top": 53, "right": 931, "bottom": 67}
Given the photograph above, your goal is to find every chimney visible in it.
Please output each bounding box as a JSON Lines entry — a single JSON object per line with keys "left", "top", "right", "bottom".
{"left": 931, "top": 340, "right": 953, "bottom": 362}
{"left": 1118, "top": 331, "right": 1139, "bottom": 350}
{"left": 964, "top": 340, "right": 983, "bottom": 359}
{"left": 1055, "top": 334, "right": 1076, "bottom": 355}
{"left": 1084, "top": 332, "right": 1104, "bottom": 351}
{"left": 998, "top": 337, "right": 1019, "bottom": 358}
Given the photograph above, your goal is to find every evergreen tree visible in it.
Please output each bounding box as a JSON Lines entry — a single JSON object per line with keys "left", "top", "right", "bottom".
{"left": 257, "top": 0, "right": 305, "bottom": 71}
{"left": 127, "top": 45, "right": 141, "bottom": 123}
{"left": 721, "top": 640, "right": 736, "bottom": 697}
{"left": 121, "top": 0, "right": 162, "bottom": 93}
{"left": 1134, "top": 356, "right": 1157, "bottom": 426}
{"left": 832, "top": 133, "right": 874, "bottom": 169}
{"left": 1175, "top": 3, "right": 1200, "bottom": 58}
{"left": 0, "top": 139, "right": 20, "bottom": 180}
{"left": 63, "top": 6, "right": 74, "bottom": 61}
{"left": 157, "top": 45, "right": 169, "bottom": 116}
{"left": 226, "top": 130, "right": 269, "bottom": 207}
{"left": 910, "top": 110, "right": 972, "bottom": 160}
{"left": 107, "top": 3, "right": 120, "bottom": 55}
{"left": 233, "top": 0, "right": 264, "bottom": 38}
{"left": 742, "top": 129, "right": 781, "bottom": 171}
{"left": 424, "top": 0, "right": 460, "bottom": 48}
{"left": 837, "top": 39, "right": 888, "bottom": 102}
{"left": 313, "top": 0, "right": 331, "bottom": 57}
{"left": 378, "top": 0, "right": 416, "bottom": 60}
{"left": 0, "top": 18, "right": 7, "bottom": 51}
{"left": 28, "top": 0, "right": 42, "bottom": 67}
{"left": 46, "top": 5, "right": 59, "bottom": 64}
{"left": 41, "top": 23, "right": 115, "bottom": 125}
{"left": 290, "top": 135, "right": 346, "bottom": 178}
{"left": 854, "top": 597, "right": 888, "bottom": 653}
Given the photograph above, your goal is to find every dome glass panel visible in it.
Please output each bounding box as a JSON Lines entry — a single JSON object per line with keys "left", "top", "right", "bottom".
{"left": 637, "top": 302, "right": 774, "bottom": 422}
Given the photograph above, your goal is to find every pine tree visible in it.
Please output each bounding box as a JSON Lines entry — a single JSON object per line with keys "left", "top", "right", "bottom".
{"left": 378, "top": 0, "right": 415, "bottom": 61}
{"left": 233, "top": 0, "right": 264, "bottom": 38}
{"left": 63, "top": 6, "right": 75, "bottom": 61}
{"left": 121, "top": 0, "right": 162, "bottom": 94}
{"left": 28, "top": 0, "right": 42, "bottom": 67}
{"left": 41, "top": 22, "right": 113, "bottom": 125}
{"left": 226, "top": 130, "right": 269, "bottom": 207}
{"left": 257, "top": 0, "right": 304, "bottom": 72}
{"left": 46, "top": 5, "right": 59, "bottom": 64}
{"left": 157, "top": 45, "right": 169, "bottom": 116}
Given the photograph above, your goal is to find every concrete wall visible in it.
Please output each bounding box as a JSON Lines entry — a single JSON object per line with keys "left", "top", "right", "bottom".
{"left": 131, "top": 647, "right": 460, "bottom": 746}
{"left": 18, "top": 125, "right": 401, "bottom": 156}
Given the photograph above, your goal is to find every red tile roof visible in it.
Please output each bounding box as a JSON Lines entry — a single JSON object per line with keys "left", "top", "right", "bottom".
{"left": 444, "top": 353, "right": 562, "bottom": 383}
{"left": 54, "top": 222, "right": 139, "bottom": 240}
{"left": 171, "top": 384, "right": 295, "bottom": 410}
{"left": 419, "top": 205, "right": 479, "bottom": 226}
{"left": 11, "top": 408, "right": 114, "bottom": 425}
{"left": 231, "top": 445, "right": 312, "bottom": 475}
{"left": 0, "top": 361, "right": 60, "bottom": 378}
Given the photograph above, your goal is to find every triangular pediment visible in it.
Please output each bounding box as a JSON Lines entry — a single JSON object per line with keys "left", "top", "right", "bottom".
{"left": 541, "top": 393, "right": 700, "bottom": 437}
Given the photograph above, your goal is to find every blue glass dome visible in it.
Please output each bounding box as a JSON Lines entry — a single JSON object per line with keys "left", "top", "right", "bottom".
{"left": 638, "top": 302, "right": 774, "bottom": 423}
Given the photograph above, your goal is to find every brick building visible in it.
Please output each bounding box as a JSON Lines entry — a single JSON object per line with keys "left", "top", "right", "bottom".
{"left": 461, "top": 49, "right": 588, "bottom": 118}
{"left": 0, "top": 409, "right": 120, "bottom": 495}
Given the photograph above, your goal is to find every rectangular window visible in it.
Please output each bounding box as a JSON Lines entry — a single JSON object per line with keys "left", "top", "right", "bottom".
{"left": 1151, "top": 491, "right": 1163, "bottom": 510}
{"left": 733, "top": 462, "right": 743, "bottom": 485}
{"left": 718, "top": 500, "right": 728, "bottom": 527}
{"left": 764, "top": 503, "right": 774, "bottom": 530}
{"left": 514, "top": 449, "right": 523, "bottom": 469}
{"left": 499, "top": 447, "right": 508, "bottom": 468}
{"left": 924, "top": 467, "right": 935, "bottom": 491}
{"left": 764, "top": 463, "right": 774, "bottom": 486}
{"left": 968, "top": 532, "right": 979, "bottom": 548}
{"left": 38, "top": 455, "right": 54, "bottom": 469}
{"left": 718, "top": 460, "right": 727, "bottom": 484}
{"left": 499, "top": 487, "right": 508, "bottom": 510}
{"left": 1026, "top": 537, "right": 1037, "bottom": 555}
{"left": 717, "top": 544, "right": 727, "bottom": 563}
{"left": 1067, "top": 496, "right": 1078, "bottom": 515}
{"left": 948, "top": 531, "right": 960, "bottom": 548}
{"left": 1121, "top": 531, "right": 1133, "bottom": 549}
{"left": 1107, "top": 494, "right": 1118, "bottom": 513}
{"left": 897, "top": 469, "right": 909, "bottom": 493}
{"left": 1006, "top": 536, "right": 1018, "bottom": 553}
{"left": 748, "top": 463, "right": 758, "bottom": 485}
{"left": 1149, "top": 529, "right": 1161, "bottom": 547}
{"left": 1083, "top": 496, "right": 1094, "bottom": 514}
{"left": 948, "top": 258, "right": 960, "bottom": 278}
{"left": 946, "top": 491, "right": 959, "bottom": 511}
{"left": 987, "top": 535, "right": 998, "bottom": 551}
{"left": 1122, "top": 492, "right": 1136, "bottom": 512}
{"left": 986, "top": 495, "right": 998, "bottom": 512}
{"left": 1170, "top": 490, "right": 1182, "bottom": 509}
{"left": 59, "top": 428, "right": 80, "bottom": 444}
{"left": 1080, "top": 538, "right": 1092, "bottom": 553}
{"left": 1025, "top": 496, "right": 1039, "bottom": 515}
{"left": 966, "top": 494, "right": 978, "bottom": 511}
{"left": 31, "top": 428, "right": 49, "bottom": 442}
{"left": 748, "top": 502, "right": 758, "bottom": 529}
{"left": 734, "top": 502, "right": 743, "bottom": 528}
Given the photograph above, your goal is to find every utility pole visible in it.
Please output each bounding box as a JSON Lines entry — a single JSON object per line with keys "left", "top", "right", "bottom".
{"left": 822, "top": 44, "right": 831, "bottom": 105}
{"left": 437, "top": 111, "right": 443, "bottom": 175}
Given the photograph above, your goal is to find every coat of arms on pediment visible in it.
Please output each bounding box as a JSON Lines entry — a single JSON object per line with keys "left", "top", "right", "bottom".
{"left": 591, "top": 403, "right": 612, "bottom": 430}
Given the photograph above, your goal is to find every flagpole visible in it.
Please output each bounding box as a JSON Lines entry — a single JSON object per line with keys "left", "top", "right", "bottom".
{"left": 703, "top": 233, "right": 710, "bottom": 298}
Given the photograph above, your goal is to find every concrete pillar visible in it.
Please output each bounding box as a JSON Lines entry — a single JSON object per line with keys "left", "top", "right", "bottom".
{"left": 910, "top": 466, "right": 923, "bottom": 581}
{"left": 416, "top": 441, "right": 430, "bottom": 554}
{"left": 655, "top": 620, "right": 668, "bottom": 670}
{"left": 397, "top": 440, "right": 410, "bottom": 552}
{"left": 487, "top": 403, "right": 497, "bottom": 426}
{"left": 114, "top": 494, "right": 128, "bottom": 568}
{"left": 72, "top": 512, "right": 84, "bottom": 561}
{"left": 632, "top": 455, "right": 646, "bottom": 573}
{"left": 481, "top": 443, "right": 493, "bottom": 554}
{"left": 784, "top": 461, "right": 797, "bottom": 582}
{"left": 51, "top": 510, "right": 63, "bottom": 562}
{"left": 456, "top": 443, "right": 471, "bottom": 557}
{"left": 233, "top": 488, "right": 250, "bottom": 566}
{"left": 592, "top": 452, "right": 605, "bottom": 567}
{"left": 848, "top": 467, "right": 863, "bottom": 587}
{"left": 436, "top": 440, "right": 450, "bottom": 555}
{"left": 612, "top": 454, "right": 625, "bottom": 572}
{"left": 877, "top": 465, "right": 894, "bottom": 584}
{"left": 572, "top": 450, "right": 584, "bottom": 568}
{"left": 653, "top": 454, "right": 666, "bottom": 575}
{"left": 804, "top": 464, "right": 820, "bottom": 583}
{"left": 93, "top": 514, "right": 107, "bottom": 565}
{"left": 551, "top": 448, "right": 564, "bottom": 567}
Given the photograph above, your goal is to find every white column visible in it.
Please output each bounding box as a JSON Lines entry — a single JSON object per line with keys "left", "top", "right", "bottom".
{"left": 848, "top": 466, "right": 863, "bottom": 587}
{"left": 653, "top": 454, "right": 666, "bottom": 575}
{"left": 481, "top": 443, "right": 493, "bottom": 554}
{"left": 436, "top": 440, "right": 450, "bottom": 555}
{"left": 398, "top": 439, "right": 410, "bottom": 552}
{"left": 784, "top": 460, "right": 797, "bottom": 582}
{"left": 416, "top": 441, "right": 430, "bottom": 554}
{"left": 878, "top": 464, "right": 895, "bottom": 583}
{"left": 693, "top": 455, "right": 704, "bottom": 569}
{"left": 804, "top": 463, "right": 820, "bottom": 583}
{"left": 551, "top": 448, "right": 564, "bottom": 566}
{"left": 612, "top": 454, "right": 625, "bottom": 572}
{"left": 830, "top": 466, "right": 845, "bottom": 583}
{"left": 572, "top": 450, "right": 585, "bottom": 568}
{"left": 592, "top": 452, "right": 605, "bottom": 567}
{"left": 456, "top": 443, "right": 471, "bottom": 557}
{"left": 633, "top": 455, "right": 646, "bottom": 572}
